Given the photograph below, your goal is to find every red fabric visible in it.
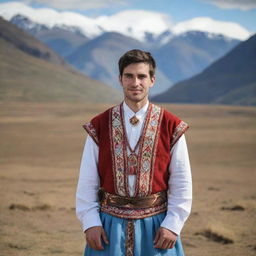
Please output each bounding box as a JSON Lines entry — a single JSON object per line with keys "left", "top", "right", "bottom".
{"left": 83, "top": 105, "right": 187, "bottom": 195}
{"left": 87, "top": 109, "right": 115, "bottom": 192}
{"left": 152, "top": 110, "right": 182, "bottom": 193}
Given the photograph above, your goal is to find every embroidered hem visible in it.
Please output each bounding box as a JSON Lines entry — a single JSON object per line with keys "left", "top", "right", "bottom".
{"left": 83, "top": 122, "right": 99, "bottom": 145}
{"left": 126, "top": 220, "right": 135, "bottom": 256}
{"left": 171, "top": 121, "right": 189, "bottom": 148}
{"left": 100, "top": 202, "right": 167, "bottom": 220}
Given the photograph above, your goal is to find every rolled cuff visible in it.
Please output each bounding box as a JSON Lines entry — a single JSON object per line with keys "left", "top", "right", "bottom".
{"left": 82, "top": 209, "right": 102, "bottom": 232}
{"left": 160, "top": 215, "right": 184, "bottom": 235}
{"left": 160, "top": 198, "right": 192, "bottom": 235}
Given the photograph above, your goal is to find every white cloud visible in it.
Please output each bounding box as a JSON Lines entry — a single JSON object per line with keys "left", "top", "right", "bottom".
{"left": 172, "top": 17, "right": 251, "bottom": 40}
{"left": 200, "top": 0, "right": 256, "bottom": 10}
{"left": 0, "top": 2, "right": 102, "bottom": 37}
{"left": 0, "top": 3, "right": 173, "bottom": 41}
{"left": 96, "top": 10, "right": 173, "bottom": 41}
{"left": 23, "top": 0, "right": 125, "bottom": 10}
{"left": 0, "top": 2, "right": 252, "bottom": 41}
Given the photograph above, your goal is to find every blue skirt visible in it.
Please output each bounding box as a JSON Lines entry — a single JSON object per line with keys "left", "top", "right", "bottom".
{"left": 84, "top": 212, "right": 185, "bottom": 256}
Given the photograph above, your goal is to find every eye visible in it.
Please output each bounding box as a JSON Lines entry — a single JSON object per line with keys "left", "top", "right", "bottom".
{"left": 124, "top": 73, "right": 133, "bottom": 79}
{"left": 138, "top": 74, "right": 147, "bottom": 79}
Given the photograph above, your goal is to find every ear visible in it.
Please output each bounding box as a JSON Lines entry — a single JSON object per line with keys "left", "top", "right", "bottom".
{"left": 119, "top": 75, "right": 123, "bottom": 86}
{"left": 150, "top": 75, "right": 156, "bottom": 87}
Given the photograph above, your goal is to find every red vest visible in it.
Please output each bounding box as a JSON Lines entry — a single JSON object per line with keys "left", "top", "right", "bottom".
{"left": 84, "top": 103, "right": 188, "bottom": 198}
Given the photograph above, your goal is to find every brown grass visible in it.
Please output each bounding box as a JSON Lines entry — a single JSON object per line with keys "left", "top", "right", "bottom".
{"left": 195, "top": 223, "right": 236, "bottom": 244}
{"left": 0, "top": 102, "right": 256, "bottom": 256}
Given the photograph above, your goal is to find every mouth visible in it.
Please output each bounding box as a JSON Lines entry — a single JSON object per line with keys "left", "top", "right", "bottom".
{"left": 129, "top": 89, "right": 142, "bottom": 93}
{"left": 130, "top": 91, "right": 142, "bottom": 96}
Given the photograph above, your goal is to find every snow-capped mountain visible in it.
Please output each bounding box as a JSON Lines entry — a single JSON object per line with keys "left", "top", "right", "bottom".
{"left": 0, "top": 2, "right": 171, "bottom": 41}
{"left": 0, "top": 1, "right": 251, "bottom": 42}
{"left": 10, "top": 14, "right": 89, "bottom": 57}
{"left": 10, "top": 14, "right": 48, "bottom": 34}
{"left": 152, "top": 34, "right": 256, "bottom": 106}
{"left": 0, "top": 2, "right": 245, "bottom": 96}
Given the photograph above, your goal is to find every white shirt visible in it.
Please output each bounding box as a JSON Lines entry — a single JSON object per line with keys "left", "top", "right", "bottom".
{"left": 76, "top": 101, "right": 192, "bottom": 235}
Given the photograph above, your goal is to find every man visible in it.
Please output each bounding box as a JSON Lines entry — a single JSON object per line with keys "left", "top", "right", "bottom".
{"left": 76, "top": 49, "right": 192, "bottom": 256}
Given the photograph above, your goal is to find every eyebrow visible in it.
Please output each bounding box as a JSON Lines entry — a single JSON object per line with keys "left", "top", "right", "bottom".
{"left": 123, "top": 72, "right": 148, "bottom": 76}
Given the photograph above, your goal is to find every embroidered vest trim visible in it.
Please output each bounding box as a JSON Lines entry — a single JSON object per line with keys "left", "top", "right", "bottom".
{"left": 83, "top": 103, "right": 189, "bottom": 220}
{"left": 83, "top": 122, "right": 98, "bottom": 145}
{"left": 110, "top": 103, "right": 163, "bottom": 197}
{"left": 171, "top": 121, "right": 188, "bottom": 148}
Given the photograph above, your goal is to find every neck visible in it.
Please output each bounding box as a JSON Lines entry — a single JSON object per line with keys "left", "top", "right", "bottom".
{"left": 124, "top": 98, "right": 148, "bottom": 113}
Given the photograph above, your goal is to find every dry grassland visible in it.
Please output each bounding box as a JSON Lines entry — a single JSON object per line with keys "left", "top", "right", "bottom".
{"left": 0, "top": 102, "right": 255, "bottom": 256}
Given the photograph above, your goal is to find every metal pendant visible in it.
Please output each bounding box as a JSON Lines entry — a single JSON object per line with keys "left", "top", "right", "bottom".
{"left": 128, "top": 153, "right": 138, "bottom": 175}
{"left": 129, "top": 115, "right": 139, "bottom": 126}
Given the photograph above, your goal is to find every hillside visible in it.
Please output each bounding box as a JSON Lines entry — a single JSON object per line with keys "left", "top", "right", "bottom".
{"left": 66, "top": 31, "right": 238, "bottom": 96}
{"left": 0, "top": 17, "right": 67, "bottom": 67}
{"left": 152, "top": 31, "right": 239, "bottom": 83}
{"left": 5, "top": 13, "right": 239, "bottom": 97}
{"left": 153, "top": 34, "right": 256, "bottom": 106}
{"left": 0, "top": 18, "right": 122, "bottom": 103}
{"left": 10, "top": 15, "right": 89, "bottom": 58}
{"left": 66, "top": 32, "right": 172, "bottom": 95}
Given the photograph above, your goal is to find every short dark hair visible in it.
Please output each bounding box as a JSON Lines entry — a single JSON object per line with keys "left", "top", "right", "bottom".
{"left": 118, "top": 49, "right": 156, "bottom": 78}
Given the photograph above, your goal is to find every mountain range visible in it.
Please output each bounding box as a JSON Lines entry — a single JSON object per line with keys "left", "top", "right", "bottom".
{"left": 0, "top": 2, "right": 250, "bottom": 41}
{"left": 0, "top": 17, "right": 121, "bottom": 103}
{"left": 153, "top": 34, "right": 256, "bottom": 106}
{"left": 4, "top": 13, "right": 240, "bottom": 96}
{"left": 10, "top": 14, "right": 90, "bottom": 58}
{"left": 0, "top": 2, "right": 255, "bottom": 105}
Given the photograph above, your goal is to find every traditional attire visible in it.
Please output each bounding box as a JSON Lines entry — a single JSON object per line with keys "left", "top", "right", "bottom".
{"left": 76, "top": 101, "right": 192, "bottom": 256}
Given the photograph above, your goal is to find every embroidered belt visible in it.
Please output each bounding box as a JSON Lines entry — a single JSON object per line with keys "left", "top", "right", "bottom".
{"left": 99, "top": 189, "right": 167, "bottom": 219}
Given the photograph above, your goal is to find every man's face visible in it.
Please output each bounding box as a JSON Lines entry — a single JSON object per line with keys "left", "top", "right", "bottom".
{"left": 119, "top": 62, "right": 155, "bottom": 104}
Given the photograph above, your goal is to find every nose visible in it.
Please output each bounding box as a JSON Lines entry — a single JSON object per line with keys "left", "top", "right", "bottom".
{"left": 131, "top": 76, "right": 140, "bottom": 86}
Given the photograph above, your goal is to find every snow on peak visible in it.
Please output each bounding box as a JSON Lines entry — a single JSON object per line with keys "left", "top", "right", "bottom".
{"left": 96, "top": 10, "right": 173, "bottom": 41}
{"left": 0, "top": 1, "right": 102, "bottom": 37}
{"left": 172, "top": 17, "right": 250, "bottom": 41}
{"left": 0, "top": 2, "right": 252, "bottom": 41}
{"left": 0, "top": 2, "right": 172, "bottom": 41}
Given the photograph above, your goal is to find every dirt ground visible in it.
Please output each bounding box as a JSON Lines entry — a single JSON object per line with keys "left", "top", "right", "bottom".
{"left": 0, "top": 102, "right": 255, "bottom": 256}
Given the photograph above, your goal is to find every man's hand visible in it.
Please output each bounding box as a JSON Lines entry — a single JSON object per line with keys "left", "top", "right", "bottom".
{"left": 85, "top": 226, "right": 109, "bottom": 250}
{"left": 154, "top": 227, "right": 177, "bottom": 250}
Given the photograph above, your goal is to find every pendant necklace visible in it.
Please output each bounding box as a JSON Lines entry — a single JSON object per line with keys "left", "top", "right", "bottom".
{"left": 125, "top": 114, "right": 141, "bottom": 175}
{"left": 122, "top": 102, "right": 151, "bottom": 175}
{"left": 129, "top": 115, "right": 140, "bottom": 126}
{"left": 126, "top": 137, "right": 141, "bottom": 175}
{"left": 125, "top": 116, "right": 145, "bottom": 175}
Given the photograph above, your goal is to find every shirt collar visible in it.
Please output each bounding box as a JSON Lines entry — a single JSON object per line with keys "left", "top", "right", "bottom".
{"left": 123, "top": 101, "right": 149, "bottom": 119}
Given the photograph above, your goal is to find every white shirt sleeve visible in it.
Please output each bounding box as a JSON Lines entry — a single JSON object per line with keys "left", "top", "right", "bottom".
{"left": 76, "top": 135, "right": 102, "bottom": 232}
{"left": 76, "top": 132, "right": 192, "bottom": 235}
{"left": 160, "top": 134, "right": 192, "bottom": 235}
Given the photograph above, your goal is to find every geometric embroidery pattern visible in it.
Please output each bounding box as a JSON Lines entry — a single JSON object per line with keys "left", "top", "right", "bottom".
{"left": 136, "top": 104, "right": 163, "bottom": 197}
{"left": 110, "top": 105, "right": 126, "bottom": 196}
{"left": 171, "top": 121, "right": 189, "bottom": 148}
{"left": 110, "top": 103, "right": 163, "bottom": 197}
{"left": 83, "top": 122, "right": 99, "bottom": 145}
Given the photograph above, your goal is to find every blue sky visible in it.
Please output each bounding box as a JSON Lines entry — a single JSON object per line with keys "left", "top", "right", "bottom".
{"left": 0, "top": 0, "right": 255, "bottom": 33}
